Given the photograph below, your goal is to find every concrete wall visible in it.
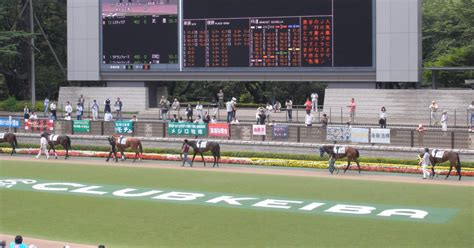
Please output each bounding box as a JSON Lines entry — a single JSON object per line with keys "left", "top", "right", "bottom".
{"left": 376, "top": 0, "right": 422, "bottom": 82}
{"left": 67, "top": 0, "right": 100, "bottom": 81}
{"left": 58, "top": 87, "right": 149, "bottom": 112}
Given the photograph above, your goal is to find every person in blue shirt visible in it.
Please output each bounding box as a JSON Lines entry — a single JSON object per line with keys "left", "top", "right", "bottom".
{"left": 9, "top": 235, "right": 27, "bottom": 248}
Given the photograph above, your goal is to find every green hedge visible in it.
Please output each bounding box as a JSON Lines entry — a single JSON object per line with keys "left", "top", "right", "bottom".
{"left": 0, "top": 97, "right": 44, "bottom": 112}
{"left": 2, "top": 142, "right": 473, "bottom": 168}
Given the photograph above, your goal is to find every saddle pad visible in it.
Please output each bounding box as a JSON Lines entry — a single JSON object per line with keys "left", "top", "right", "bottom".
{"left": 0, "top": 133, "right": 4, "bottom": 139}
{"left": 197, "top": 141, "right": 207, "bottom": 149}
{"left": 49, "top": 135, "right": 59, "bottom": 142}
{"left": 431, "top": 150, "right": 444, "bottom": 158}
{"left": 333, "top": 146, "right": 346, "bottom": 154}
{"left": 119, "top": 137, "right": 127, "bottom": 145}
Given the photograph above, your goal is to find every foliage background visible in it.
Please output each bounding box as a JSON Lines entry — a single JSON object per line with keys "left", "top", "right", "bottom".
{"left": 0, "top": 0, "right": 472, "bottom": 103}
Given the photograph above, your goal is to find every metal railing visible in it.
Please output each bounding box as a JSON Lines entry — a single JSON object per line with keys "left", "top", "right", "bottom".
{"left": 3, "top": 119, "right": 471, "bottom": 150}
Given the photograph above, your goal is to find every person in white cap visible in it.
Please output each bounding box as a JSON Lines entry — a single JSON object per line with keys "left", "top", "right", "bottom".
{"left": 440, "top": 110, "right": 448, "bottom": 131}
{"left": 36, "top": 133, "right": 49, "bottom": 159}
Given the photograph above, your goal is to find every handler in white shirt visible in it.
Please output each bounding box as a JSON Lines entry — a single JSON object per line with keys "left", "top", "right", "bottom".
{"left": 36, "top": 134, "right": 49, "bottom": 159}
{"left": 419, "top": 148, "right": 431, "bottom": 179}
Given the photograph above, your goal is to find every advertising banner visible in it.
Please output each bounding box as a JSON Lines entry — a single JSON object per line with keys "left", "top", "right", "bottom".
{"left": 168, "top": 123, "right": 207, "bottom": 136}
{"left": 73, "top": 120, "right": 91, "bottom": 133}
{"left": 351, "top": 128, "right": 369, "bottom": 143}
{"left": 272, "top": 125, "right": 289, "bottom": 139}
{"left": 115, "top": 121, "right": 134, "bottom": 134}
{"left": 252, "top": 125, "right": 266, "bottom": 136}
{"left": 208, "top": 123, "right": 230, "bottom": 137}
{"left": 370, "top": 128, "right": 391, "bottom": 144}
{"left": 326, "top": 125, "right": 350, "bottom": 141}
{"left": 0, "top": 117, "right": 21, "bottom": 128}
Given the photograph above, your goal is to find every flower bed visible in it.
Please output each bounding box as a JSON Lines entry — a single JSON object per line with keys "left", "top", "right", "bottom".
{"left": 2, "top": 148, "right": 473, "bottom": 177}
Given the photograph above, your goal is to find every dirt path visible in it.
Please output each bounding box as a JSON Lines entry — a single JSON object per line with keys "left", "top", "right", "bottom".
{"left": 2, "top": 156, "right": 472, "bottom": 187}
{"left": 0, "top": 234, "right": 96, "bottom": 248}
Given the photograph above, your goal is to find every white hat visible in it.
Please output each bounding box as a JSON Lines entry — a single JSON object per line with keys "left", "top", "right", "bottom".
{"left": 232, "top": 97, "right": 237, "bottom": 101}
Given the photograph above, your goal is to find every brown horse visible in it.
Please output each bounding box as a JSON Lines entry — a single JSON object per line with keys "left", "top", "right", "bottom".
{"left": 0, "top": 133, "right": 18, "bottom": 155}
{"left": 420, "top": 150, "right": 462, "bottom": 180}
{"left": 43, "top": 132, "right": 72, "bottom": 159}
{"left": 110, "top": 135, "right": 143, "bottom": 162}
{"left": 319, "top": 145, "right": 361, "bottom": 174}
{"left": 187, "top": 140, "right": 221, "bottom": 167}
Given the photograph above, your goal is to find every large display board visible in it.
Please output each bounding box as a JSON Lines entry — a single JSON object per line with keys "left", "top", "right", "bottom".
{"left": 101, "top": 0, "right": 179, "bottom": 71}
{"left": 100, "top": 0, "right": 373, "bottom": 72}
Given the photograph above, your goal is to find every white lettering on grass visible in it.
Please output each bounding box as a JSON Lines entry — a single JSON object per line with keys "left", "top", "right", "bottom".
{"left": 113, "top": 188, "right": 163, "bottom": 197}
{"left": 32, "top": 183, "right": 85, "bottom": 192}
{"left": 325, "top": 204, "right": 376, "bottom": 215}
{"left": 377, "top": 209, "right": 428, "bottom": 219}
{"left": 70, "top": 186, "right": 108, "bottom": 195}
{"left": 206, "top": 196, "right": 258, "bottom": 205}
{"left": 299, "top": 202, "right": 326, "bottom": 211}
{"left": 153, "top": 192, "right": 205, "bottom": 201}
{"left": 253, "top": 199, "right": 303, "bottom": 209}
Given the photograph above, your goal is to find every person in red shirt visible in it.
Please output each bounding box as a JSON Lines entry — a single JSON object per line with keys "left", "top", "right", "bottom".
{"left": 347, "top": 98, "right": 356, "bottom": 124}
{"left": 181, "top": 139, "right": 193, "bottom": 167}
{"left": 304, "top": 97, "right": 312, "bottom": 114}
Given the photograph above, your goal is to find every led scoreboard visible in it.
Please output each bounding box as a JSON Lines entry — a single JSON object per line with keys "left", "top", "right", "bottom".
{"left": 100, "top": 0, "right": 373, "bottom": 72}
{"left": 182, "top": 0, "right": 373, "bottom": 69}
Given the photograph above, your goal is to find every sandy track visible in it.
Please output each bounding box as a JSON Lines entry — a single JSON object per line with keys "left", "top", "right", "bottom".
{"left": 1, "top": 156, "right": 472, "bottom": 187}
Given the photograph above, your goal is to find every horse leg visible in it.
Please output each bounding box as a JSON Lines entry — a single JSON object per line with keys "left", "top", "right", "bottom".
{"left": 445, "top": 164, "right": 453, "bottom": 180}
{"left": 355, "top": 159, "right": 361, "bottom": 174}
{"left": 455, "top": 164, "right": 462, "bottom": 181}
{"left": 51, "top": 145, "right": 58, "bottom": 159}
{"left": 430, "top": 165, "right": 436, "bottom": 179}
{"left": 10, "top": 142, "right": 14, "bottom": 155}
{"left": 191, "top": 153, "right": 197, "bottom": 167}
{"left": 201, "top": 152, "right": 206, "bottom": 167}
{"left": 120, "top": 148, "right": 125, "bottom": 161}
{"left": 343, "top": 160, "right": 351, "bottom": 173}
{"left": 65, "top": 145, "right": 69, "bottom": 160}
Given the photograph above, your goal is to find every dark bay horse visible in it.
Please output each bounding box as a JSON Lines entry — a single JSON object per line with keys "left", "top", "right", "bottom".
{"left": 43, "top": 132, "right": 72, "bottom": 159}
{"left": 188, "top": 140, "right": 221, "bottom": 167}
{"left": 110, "top": 135, "right": 143, "bottom": 162}
{"left": 420, "top": 150, "right": 462, "bottom": 180}
{"left": 319, "top": 145, "right": 361, "bottom": 173}
{"left": 0, "top": 133, "right": 18, "bottom": 155}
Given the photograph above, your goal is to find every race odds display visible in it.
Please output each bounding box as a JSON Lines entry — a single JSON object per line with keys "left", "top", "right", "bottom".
{"left": 101, "top": 0, "right": 179, "bottom": 71}
{"left": 101, "top": 0, "right": 373, "bottom": 71}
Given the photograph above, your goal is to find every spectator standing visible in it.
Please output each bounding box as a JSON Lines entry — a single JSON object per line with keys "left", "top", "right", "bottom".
{"left": 256, "top": 107, "right": 264, "bottom": 124}
{"left": 91, "top": 100, "right": 99, "bottom": 121}
{"left": 43, "top": 97, "right": 49, "bottom": 117}
{"left": 9, "top": 235, "right": 28, "bottom": 248}
{"left": 321, "top": 113, "right": 328, "bottom": 127}
{"left": 196, "top": 101, "right": 203, "bottom": 118}
{"left": 311, "top": 92, "right": 318, "bottom": 112}
{"left": 172, "top": 99, "right": 180, "bottom": 112}
{"left": 186, "top": 104, "right": 193, "bottom": 122}
{"left": 76, "top": 103, "right": 83, "bottom": 120}
{"left": 429, "top": 100, "right": 439, "bottom": 126}
{"left": 104, "top": 98, "right": 111, "bottom": 114}
{"left": 416, "top": 124, "right": 426, "bottom": 146}
{"left": 160, "top": 97, "right": 169, "bottom": 120}
{"left": 468, "top": 101, "right": 474, "bottom": 131}
{"left": 64, "top": 101, "right": 73, "bottom": 117}
{"left": 78, "top": 94, "right": 85, "bottom": 115}
{"left": 440, "top": 110, "right": 448, "bottom": 131}
{"left": 36, "top": 133, "right": 49, "bottom": 159}
{"left": 347, "top": 98, "right": 356, "bottom": 124}
{"left": 23, "top": 105, "right": 30, "bottom": 120}
{"left": 418, "top": 148, "right": 431, "bottom": 179}
{"left": 379, "top": 107, "right": 387, "bottom": 128}
{"left": 104, "top": 111, "right": 113, "bottom": 122}
{"left": 50, "top": 101, "right": 57, "bottom": 120}
{"left": 210, "top": 99, "right": 219, "bottom": 116}
{"left": 304, "top": 97, "right": 312, "bottom": 114}
{"left": 231, "top": 97, "right": 237, "bottom": 119}
{"left": 305, "top": 112, "right": 313, "bottom": 127}
{"left": 114, "top": 97, "right": 123, "bottom": 120}
{"left": 265, "top": 103, "right": 273, "bottom": 122}
{"left": 226, "top": 99, "right": 233, "bottom": 123}
{"left": 285, "top": 99, "right": 293, "bottom": 121}
{"left": 217, "top": 89, "right": 224, "bottom": 109}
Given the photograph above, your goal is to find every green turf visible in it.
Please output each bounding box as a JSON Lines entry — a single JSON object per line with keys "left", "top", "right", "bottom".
{"left": 0, "top": 160, "right": 473, "bottom": 248}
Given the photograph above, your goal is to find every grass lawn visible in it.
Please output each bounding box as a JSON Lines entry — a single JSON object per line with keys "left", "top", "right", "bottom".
{"left": 0, "top": 160, "right": 472, "bottom": 248}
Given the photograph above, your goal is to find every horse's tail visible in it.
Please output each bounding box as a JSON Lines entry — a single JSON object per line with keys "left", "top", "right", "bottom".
{"left": 138, "top": 141, "right": 143, "bottom": 155}
{"left": 217, "top": 144, "right": 221, "bottom": 160}
{"left": 66, "top": 136, "right": 72, "bottom": 150}
{"left": 355, "top": 149, "right": 360, "bottom": 158}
